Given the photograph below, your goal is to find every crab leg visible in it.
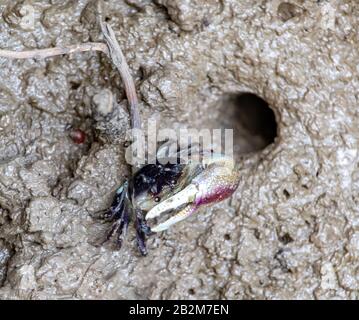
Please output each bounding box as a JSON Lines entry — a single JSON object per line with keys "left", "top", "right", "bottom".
{"left": 102, "top": 182, "right": 128, "bottom": 221}
{"left": 134, "top": 209, "right": 151, "bottom": 255}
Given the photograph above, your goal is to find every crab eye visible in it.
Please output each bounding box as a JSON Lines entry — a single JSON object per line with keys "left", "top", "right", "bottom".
{"left": 154, "top": 196, "right": 161, "bottom": 202}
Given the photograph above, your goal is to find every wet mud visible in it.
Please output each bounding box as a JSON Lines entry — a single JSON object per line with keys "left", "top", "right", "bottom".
{"left": 1, "top": 0, "right": 359, "bottom": 299}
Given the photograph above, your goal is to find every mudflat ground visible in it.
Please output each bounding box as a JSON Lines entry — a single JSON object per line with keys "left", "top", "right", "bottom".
{"left": 1, "top": 0, "right": 359, "bottom": 299}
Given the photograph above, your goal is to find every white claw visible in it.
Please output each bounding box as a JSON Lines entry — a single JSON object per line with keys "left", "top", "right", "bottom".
{"left": 145, "top": 184, "right": 198, "bottom": 220}
{"left": 150, "top": 204, "right": 197, "bottom": 232}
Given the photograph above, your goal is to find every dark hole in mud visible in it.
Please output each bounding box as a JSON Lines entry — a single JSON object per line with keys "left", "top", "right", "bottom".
{"left": 279, "top": 233, "right": 294, "bottom": 244}
{"left": 70, "top": 81, "right": 81, "bottom": 90}
{"left": 224, "top": 234, "right": 231, "bottom": 240}
{"left": 217, "top": 93, "right": 278, "bottom": 157}
{"left": 283, "top": 189, "right": 290, "bottom": 199}
{"left": 188, "top": 288, "right": 195, "bottom": 295}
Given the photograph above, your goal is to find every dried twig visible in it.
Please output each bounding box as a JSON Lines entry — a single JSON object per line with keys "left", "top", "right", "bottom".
{"left": 100, "top": 21, "right": 141, "bottom": 131}
{"left": 0, "top": 42, "right": 108, "bottom": 60}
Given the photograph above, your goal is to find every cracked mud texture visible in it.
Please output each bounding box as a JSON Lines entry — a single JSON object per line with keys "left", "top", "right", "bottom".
{"left": 0, "top": 0, "right": 359, "bottom": 299}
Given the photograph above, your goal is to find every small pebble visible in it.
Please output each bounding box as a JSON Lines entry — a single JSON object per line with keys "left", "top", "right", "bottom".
{"left": 93, "top": 89, "right": 114, "bottom": 116}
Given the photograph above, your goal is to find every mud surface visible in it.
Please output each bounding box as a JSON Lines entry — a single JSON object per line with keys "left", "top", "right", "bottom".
{"left": 1, "top": 0, "right": 359, "bottom": 299}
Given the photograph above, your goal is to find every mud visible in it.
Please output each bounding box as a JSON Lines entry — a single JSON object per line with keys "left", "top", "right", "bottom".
{"left": 1, "top": 0, "right": 359, "bottom": 299}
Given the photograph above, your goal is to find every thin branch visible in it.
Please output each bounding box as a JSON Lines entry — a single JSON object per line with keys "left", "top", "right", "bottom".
{"left": 100, "top": 21, "right": 141, "bottom": 131}
{"left": 0, "top": 42, "right": 108, "bottom": 60}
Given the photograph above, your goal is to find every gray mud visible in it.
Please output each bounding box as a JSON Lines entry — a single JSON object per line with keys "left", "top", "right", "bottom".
{"left": 1, "top": 0, "right": 359, "bottom": 299}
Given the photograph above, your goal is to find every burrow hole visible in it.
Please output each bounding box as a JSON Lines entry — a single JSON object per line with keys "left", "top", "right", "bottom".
{"left": 215, "top": 92, "right": 278, "bottom": 158}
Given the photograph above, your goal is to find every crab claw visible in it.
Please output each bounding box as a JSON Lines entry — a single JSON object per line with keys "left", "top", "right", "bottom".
{"left": 145, "top": 184, "right": 198, "bottom": 220}
{"left": 146, "top": 155, "right": 239, "bottom": 232}
{"left": 148, "top": 203, "right": 197, "bottom": 232}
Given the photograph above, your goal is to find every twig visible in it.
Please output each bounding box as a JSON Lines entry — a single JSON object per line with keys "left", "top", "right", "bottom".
{"left": 99, "top": 21, "right": 141, "bottom": 131}
{"left": 0, "top": 42, "right": 108, "bottom": 60}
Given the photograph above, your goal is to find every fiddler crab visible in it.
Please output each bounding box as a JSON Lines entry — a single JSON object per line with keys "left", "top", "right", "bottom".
{"left": 98, "top": 22, "right": 240, "bottom": 256}
{"left": 101, "top": 142, "right": 240, "bottom": 256}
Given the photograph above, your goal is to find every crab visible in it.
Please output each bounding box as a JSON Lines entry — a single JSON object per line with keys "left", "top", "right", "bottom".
{"left": 102, "top": 142, "right": 240, "bottom": 256}
{"left": 96, "top": 22, "right": 240, "bottom": 255}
